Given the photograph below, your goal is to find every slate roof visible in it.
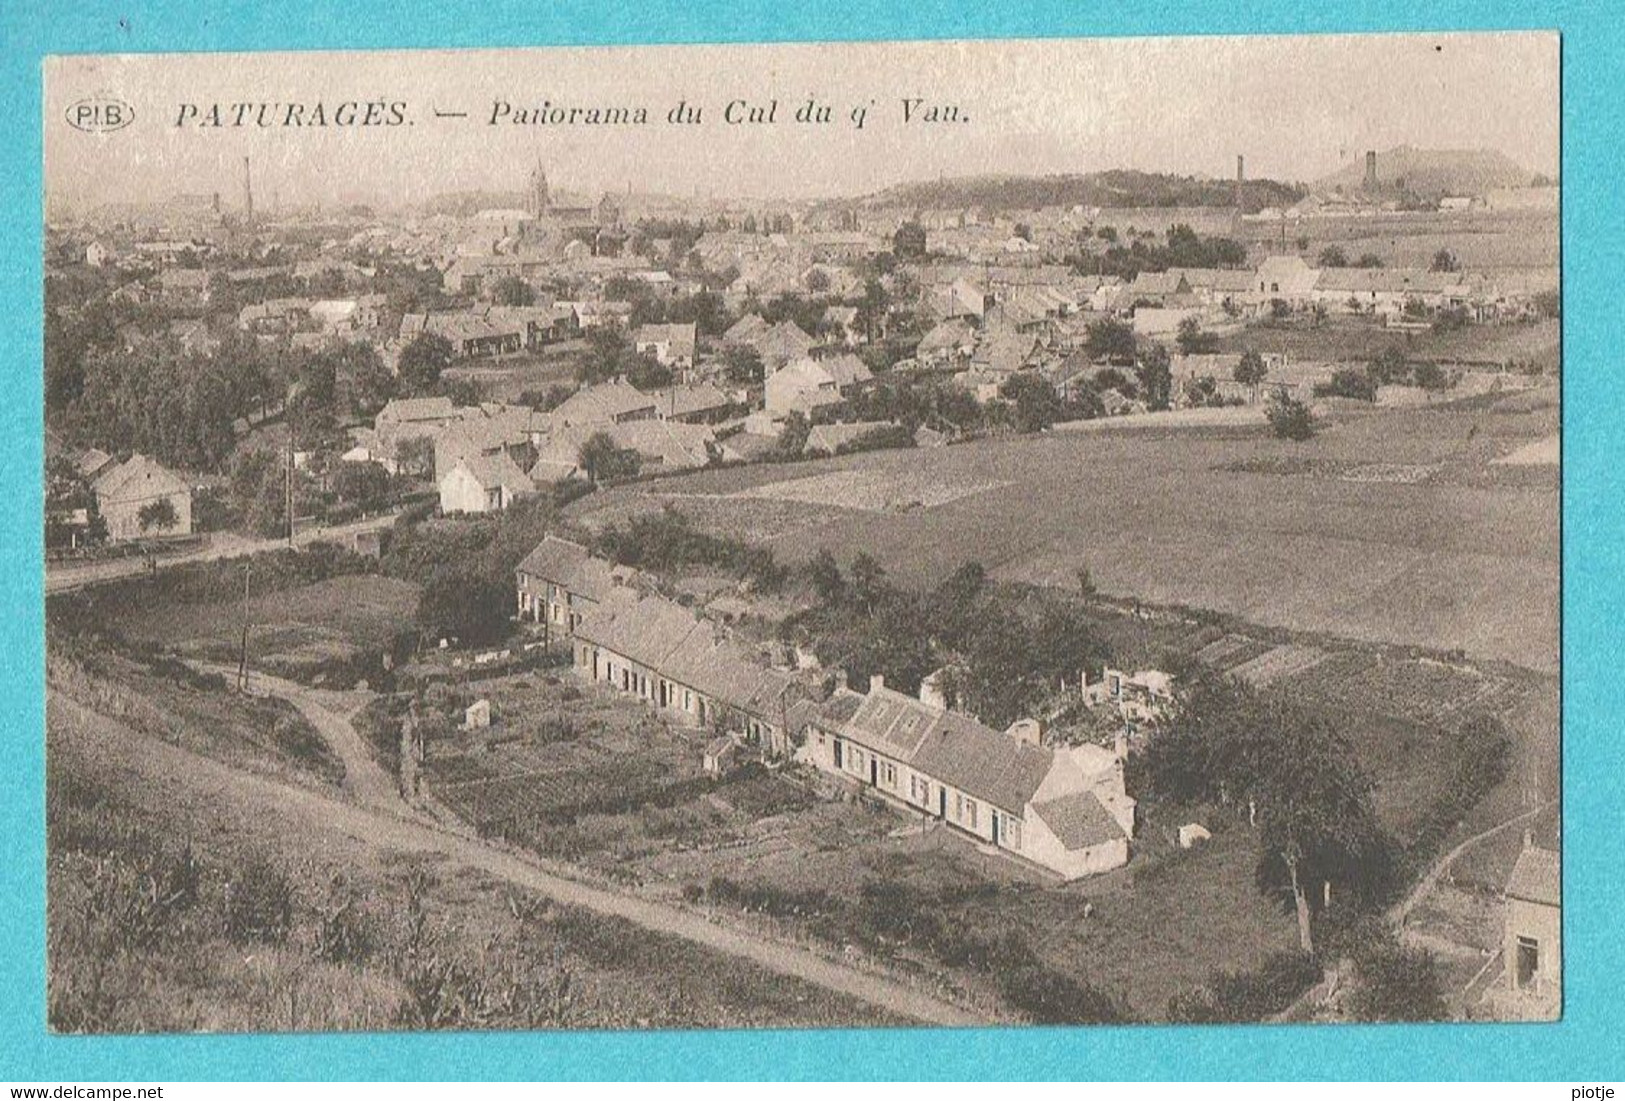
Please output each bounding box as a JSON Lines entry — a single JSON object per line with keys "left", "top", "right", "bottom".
{"left": 1031, "top": 790, "right": 1131, "bottom": 850}
{"left": 1506, "top": 845, "right": 1560, "bottom": 907}
{"left": 828, "top": 685, "right": 1055, "bottom": 816}
{"left": 551, "top": 380, "right": 658, "bottom": 427}
{"left": 92, "top": 454, "right": 189, "bottom": 503}
{"left": 454, "top": 450, "right": 533, "bottom": 496}
{"left": 515, "top": 535, "right": 638, "bottom": 600}
{"left": 575, "top": 594, "right": 793, "bottom": 722}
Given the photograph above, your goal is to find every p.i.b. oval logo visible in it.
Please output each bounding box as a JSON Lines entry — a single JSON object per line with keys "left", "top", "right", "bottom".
{"left": 66, "top": 94, "right": 135, "bottom": 133}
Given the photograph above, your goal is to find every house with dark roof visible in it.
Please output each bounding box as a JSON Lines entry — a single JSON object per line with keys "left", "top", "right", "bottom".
{"left": 571, "top": 592, "right": 800, "bottom": 753}
{"left": 515, "top": 535, "right": 639, "bottom": 635}
{"left": 800, "top": 675, "right": 1136, "bottom": 879}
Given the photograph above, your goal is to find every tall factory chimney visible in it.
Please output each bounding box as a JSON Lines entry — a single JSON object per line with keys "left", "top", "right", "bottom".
{"left": 1234, "top": 154, "right": 1245, "bottom": 208}
{"left": 242, "top": 156, "right": 255, "bottom": 223}
{"left": 1364, "top": 150, "right": 1378, "bottom": 189}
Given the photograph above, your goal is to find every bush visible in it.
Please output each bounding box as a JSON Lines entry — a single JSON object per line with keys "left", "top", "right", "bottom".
{"left": 1266, "top": 395, "right": 1315, "bottom": 441}
{"left": 1000, "top": 966, "right": 1122, "bottom": 1024}
{"left": 223, "top": 859, "right": 294, "bottom": 944}
{"left": 1166, "top": 951, "right": 1322, "bottom": 1022}
{"left": 1314, "top": 367, "right": 1378, "bottom": 402}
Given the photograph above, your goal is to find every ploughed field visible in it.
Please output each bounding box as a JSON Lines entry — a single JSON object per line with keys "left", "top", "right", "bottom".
{"left": 571, "top": 392, "right": 1559, "bottom": 673}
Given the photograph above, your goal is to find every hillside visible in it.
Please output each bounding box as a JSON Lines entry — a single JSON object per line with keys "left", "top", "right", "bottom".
{"left": 1315, "top": 146, "right": 1534, "bottom": 199}
{"left": 861, "top": 170, "right": 1304, "bottom": 214}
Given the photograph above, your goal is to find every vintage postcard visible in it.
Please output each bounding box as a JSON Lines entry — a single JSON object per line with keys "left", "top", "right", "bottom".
{"left": 42, "top": 32, "right": 1558, "bottom": 1033}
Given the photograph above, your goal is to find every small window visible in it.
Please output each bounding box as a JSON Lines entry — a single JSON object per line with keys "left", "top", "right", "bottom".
{"left": 1516, "top": 935, "right": 1541, "bottom": 990}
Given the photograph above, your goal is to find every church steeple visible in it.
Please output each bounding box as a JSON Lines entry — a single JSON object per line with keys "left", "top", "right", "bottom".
{"left": 528, "top": 160, "right": 550, "bottom": 217}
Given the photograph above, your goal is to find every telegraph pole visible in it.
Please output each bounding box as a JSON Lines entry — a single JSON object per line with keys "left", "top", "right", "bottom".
{"left": 238, "top": 561, "right": 251, "bottom": 692}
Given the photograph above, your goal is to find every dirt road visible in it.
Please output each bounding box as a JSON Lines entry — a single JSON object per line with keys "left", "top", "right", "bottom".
{"left": 55, "top": 689, "right": 984, "bottom": 1028}
{"left": 192, "top": 661, "right": 405, "bottom": 814}
{"left": 45, "top": 510, "right": 403, "bottom": 595}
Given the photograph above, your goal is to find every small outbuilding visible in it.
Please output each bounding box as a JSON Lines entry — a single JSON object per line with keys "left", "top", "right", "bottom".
{"left": 463, "top": 698, "right": 492, "bottom": 729}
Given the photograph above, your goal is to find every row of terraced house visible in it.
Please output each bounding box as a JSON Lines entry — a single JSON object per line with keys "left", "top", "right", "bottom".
{"left": 514, "top": 535, "right": 1137, "bottom": 879}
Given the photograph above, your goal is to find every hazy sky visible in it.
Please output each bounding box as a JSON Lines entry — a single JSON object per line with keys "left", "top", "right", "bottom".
{"left": 44, "top": 32, "right": 1559, "bottom": 211}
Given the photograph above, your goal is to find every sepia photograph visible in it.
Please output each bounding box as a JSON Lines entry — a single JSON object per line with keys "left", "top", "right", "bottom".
{"left": 41, "top": 31, "right": 1559, "bottom": 1035}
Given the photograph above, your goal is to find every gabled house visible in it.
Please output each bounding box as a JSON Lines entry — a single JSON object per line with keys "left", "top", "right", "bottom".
{"left": 92, "top": 454, "right": 193, "bottom": 542}
{"left": 764, "top": 356, "right": 849, "bottom": 418}
{"left": 800, "top": 675, "right": 1136, "bottom": 879}
{"left": 515, "top": 534, "right": 640, "bottom": 634}
{"left": 632, "top": 322, "right": 698, "bottom": 371}
{"left": 916, "top": 318, "right": 978, "bottom": 369}
{"left": 572, "top": 592, "right": 799, "bottom": 753}
{"left": 550, "top": 379, "right": 659, "bottom": 427}
{"left": 649, "top": 381, "right": 733, "bottom": 424}
{"left": 438, "top": 449, "right": 533, "bottom": 514}
{"left": 1499, "top": 837, "right": 1560, "bottom": 1019}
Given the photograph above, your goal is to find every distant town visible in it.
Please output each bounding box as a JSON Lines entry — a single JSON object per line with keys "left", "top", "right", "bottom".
{"left": 45, "top": 137, "right": 1560, "bottom": 1033}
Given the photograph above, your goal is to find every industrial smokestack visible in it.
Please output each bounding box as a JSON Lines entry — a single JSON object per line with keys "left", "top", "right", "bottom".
{"left": 242, "top": 156, "right": 254, "bottom": 223}
{"left": 1364, "top": 150, "right": 1378, "bottom": 188}
{"left": 1236, "top": 154, "right": 1245, "bottom": 182}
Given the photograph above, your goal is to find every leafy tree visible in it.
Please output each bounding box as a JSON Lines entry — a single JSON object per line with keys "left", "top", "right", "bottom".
{"left": 1354, "top": 253, "right": 1385, "bottom": 269}
{"left": 397, "top": 333, "right": 455, "bottom": 394}
{"left": 333, "top": 460, "right": 391, "bottom": 510}
{"left": 1136, "top": 344, "right": 1173, "bottom": 411}
{"left": 1429, "top": 249, "right": 1460, "bottom": 273}
{"left": 722, "top": 344, "right": 765, "bottom": 385}
{"left": 490, "top": 276, "right": 535, "bottom": 307}
{"left": 1248, "top": 699, "right": 1390, "bottom": 953}
{"left": 228, "top": 449, "right": 289, "bottom": 538}
{"left": 415, "top": 566, "right": 511, "bottom": 647}
{"left": 773, "top": 411, "right": 812, "bottom": 460}
{"left": 1317, "top": 246, "right": 1350, "bottom": 268}
{"left": 1000, "top": 373, "right": 1063, "bottom": 433}
{"left": 848, "top": 553, "right": 888, "bottom": 607}
{"left": 804, "top": 268, "right": 831, "bottom": 294}
{"left": 892, "top": 221, "right": 928, "bottom": 258}
{"left": 1266, "top": 394, "right": 1315, "bottom": 440}
{"left": 1369, "top": 346, "right": 1410, "bottom": 385}
{"left": 1084, "top": 318, "right": 1137, "bottom": 364}
{"left": 1176, "top": 316, "right": 1218, "bottom": 354}
{"left": 809, "top": 548, "right": 845, "bottom": 604}
{"left": 576, "top": 431, "right": 639, "bottom": 484}
{"left": 1316, "top": 367, "right": 1379, "bottom": 402}
{"left": 137, "top": 497, "right": 179, "bottom": 534}
{"left": 1345, "top": 932, "right": 1448, "bottom": 1022}
{"left": 625, "top": 354, "right": 673, "bottom": 391}
{"left": 394, "top": 436, "right": 436, "bottom": 479}
{"left": 1411, "top": 361, "right": 1448, "bottom": 391}
{"left": 1234, "top": 349, "right": 1268, "bottom": 400}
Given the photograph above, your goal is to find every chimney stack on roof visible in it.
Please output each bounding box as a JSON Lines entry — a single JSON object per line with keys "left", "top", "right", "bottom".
{"left": 1364, "top": 150, "right": 1379, "bottom": 189}
{"left": 869, "top": 673, "right": 885, "bottom": 694}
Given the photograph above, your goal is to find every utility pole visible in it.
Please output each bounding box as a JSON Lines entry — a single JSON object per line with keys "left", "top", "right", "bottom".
{"left": 238, "top": 561, "right": 250, "bottom": 692}
{"left": 286, "top": 426, "right": 295, "bottom": 547}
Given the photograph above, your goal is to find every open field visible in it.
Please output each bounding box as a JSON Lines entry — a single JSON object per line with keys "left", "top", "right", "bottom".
{"left": 572, "top": 396, "right": 1559, "bottom": 673}
{"left": 1237, "top": 210, "right": 1559, "bottom": 272}
{"left": 1213, "top": 317, "right": 1559, "bottom": 372}
{"left": 57, "top": 574, "right": 420, "bottom": 684}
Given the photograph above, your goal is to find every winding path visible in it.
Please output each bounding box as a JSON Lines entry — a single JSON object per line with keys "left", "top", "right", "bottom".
{"left": 116, "top": 670, "right": 984, "bottom": 1027}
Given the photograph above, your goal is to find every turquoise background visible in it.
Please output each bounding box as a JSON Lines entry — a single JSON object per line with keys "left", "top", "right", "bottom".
{"left": 1, "top": 0, "right": 1614, "bottom": 1081}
